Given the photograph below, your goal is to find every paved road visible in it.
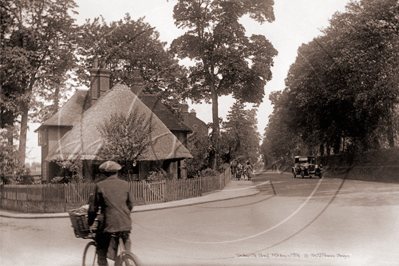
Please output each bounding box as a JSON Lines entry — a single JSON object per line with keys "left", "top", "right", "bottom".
{"left": 1, "top": 171, "right": 399, "bottom": 266}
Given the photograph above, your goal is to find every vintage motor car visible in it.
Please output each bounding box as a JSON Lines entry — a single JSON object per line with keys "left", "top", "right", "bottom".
{"left": 292, "top": 156, "right": 322, "bottom": 178}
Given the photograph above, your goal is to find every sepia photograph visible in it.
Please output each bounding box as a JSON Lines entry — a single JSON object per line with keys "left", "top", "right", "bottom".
{"left": 1, "top": 0, "right": 399, "bottom": 265}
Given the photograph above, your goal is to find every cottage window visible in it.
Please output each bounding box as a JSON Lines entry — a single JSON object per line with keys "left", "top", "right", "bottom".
{"left": 38, "top": 129, "right": 47, "bottom": 147}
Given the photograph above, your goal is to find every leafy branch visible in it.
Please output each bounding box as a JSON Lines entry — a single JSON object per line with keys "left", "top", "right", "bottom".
{"left": 97, "top": 111, "right": 156, "bottom": 174}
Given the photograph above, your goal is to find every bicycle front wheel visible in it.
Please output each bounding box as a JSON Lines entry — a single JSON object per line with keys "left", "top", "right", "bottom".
{"left": 120, "top": 252, "right": 141, "bottom": 266}
{"left": 82, "top": 241, "right": 97, "bottom": 266}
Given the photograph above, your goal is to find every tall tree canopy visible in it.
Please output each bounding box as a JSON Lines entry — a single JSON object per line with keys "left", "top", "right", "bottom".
{"left": 1, "top": 0, "right": 79, "bottom": 164}
{"left": 170, "top": 0, "right": 277, "bottom": 168}
{"left": 263, "top": 0, "right": 399, "bottom": 160}
{"left": 76, "top": 15, "right": 188, "bottom": 107}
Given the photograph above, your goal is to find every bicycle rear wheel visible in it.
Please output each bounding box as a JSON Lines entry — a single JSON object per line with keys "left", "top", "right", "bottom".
{"left": 120, "top": 252, "right": 141, "bottom": 266}
{"left": 82, "top": 241, "right": 97, "bottom": 266}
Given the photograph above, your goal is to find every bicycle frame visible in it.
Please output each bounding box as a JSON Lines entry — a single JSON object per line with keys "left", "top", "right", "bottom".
{"left": 83, "top": 232, "right": 139, "bottom": 266}
{"left": 111, "top": 232, "right": 132, "bottom": 260}
{"left": 117, "top": 236, "right": 127, "bottom": 256}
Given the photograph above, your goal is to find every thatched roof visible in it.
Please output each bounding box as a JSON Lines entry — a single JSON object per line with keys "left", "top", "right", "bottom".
{"left": 139, "top": 94, "right": 192, "bottom": 133}
{"left": 46, "top": 84, "right": 192, "bottom": 161}
{"left": 35, "top": 89, "right": 88, "bottom": 132}
{"left": 36, "top": 90, "right": 193, "bottom": 134}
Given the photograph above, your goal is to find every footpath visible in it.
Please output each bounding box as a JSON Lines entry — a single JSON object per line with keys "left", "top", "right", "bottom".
{"left": 0, "top": 179, "right": 261, "bottom": 219}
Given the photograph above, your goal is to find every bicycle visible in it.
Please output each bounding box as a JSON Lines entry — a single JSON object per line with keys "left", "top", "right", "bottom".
{"left": 82, "top": 231, "right": 141, "bottom": 266}
{"left": 68, "top": 206, "right": 140, "bottom": 266}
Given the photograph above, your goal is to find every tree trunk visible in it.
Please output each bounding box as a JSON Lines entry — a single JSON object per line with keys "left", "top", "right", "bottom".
{"left": 320, "top": 143, "right": 324, "bottom": 156}
{"left": 18, "top": 102, "right": 29, "bottom": 165}
{"left": 386, "top": 102, "right": 395, "bottom": 148}
{"left": 52, "top": 85, "right": 60, "bottom": 114}
{"left": 210, "top": 80, "right": 219, "bottom": 170}
{"left": 1, "top": 108, "right": 15, "bottom": 145}
{"left": 387, "top": 126, "right": 395, "bottom": 148}
{"left": 333, "top": 136, "right": 341, "bottom": 154}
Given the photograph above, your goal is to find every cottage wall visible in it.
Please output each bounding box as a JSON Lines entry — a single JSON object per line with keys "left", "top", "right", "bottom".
{"left": 41, "top": 126, "right": 71, "bottom": 182}
{"left": 169, "top": 130, "right": 189, "bottom": 179}
{"left": 171, "top": 130, "right": 188, "bottom": 148}
{"left": 168, "top": 161, "right": 179, "bottom": 179}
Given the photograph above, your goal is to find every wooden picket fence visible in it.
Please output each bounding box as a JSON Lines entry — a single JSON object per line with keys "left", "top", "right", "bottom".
{"left": 0, "top": 167, "right": 231, "bottom": 213}
{"left": 65, "top": 182, "right": 96, "bottom": 203}
{"left": 164, "top": 178, "right": 201, "bottom": 201}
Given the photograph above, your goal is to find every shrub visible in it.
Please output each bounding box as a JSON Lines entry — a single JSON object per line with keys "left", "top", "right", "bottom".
{"left": 319, "top": 148, "right": 399, "bottom": 167}
{"left": 147, "top": 168, "right": 170, "bottom": 182}
{"left": 0, "top": 127, "right": 28, "bottom": 184}
{"left": 218, "top": 163, "right": 230, "bottom": 173}
{"left": 186, "top": 133, "right": 212, "bottom": 178}
{"left": 199, "top": 168, "right": 219, "bottom": 177}
{"left": 52, "top": 158, "right": 83, "bottom": 183}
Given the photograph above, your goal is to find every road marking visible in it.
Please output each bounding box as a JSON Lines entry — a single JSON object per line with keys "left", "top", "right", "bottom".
{"left": 263, "top": 181, "right": 284, "bottom": 184}
{"left": 221, "top": 181, "right": 270, "bottom": 191}
{"left": 133, "top": 178, "right": 324, "bottom": 244}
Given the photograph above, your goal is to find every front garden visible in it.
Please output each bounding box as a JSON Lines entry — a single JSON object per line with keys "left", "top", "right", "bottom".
{"left": 0, "top": 167, "right": 231, "bottom": 213}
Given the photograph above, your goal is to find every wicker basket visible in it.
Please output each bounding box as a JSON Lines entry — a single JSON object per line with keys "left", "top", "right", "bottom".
{"left": 68, "top": 206, "right": 95, "bottom": 239}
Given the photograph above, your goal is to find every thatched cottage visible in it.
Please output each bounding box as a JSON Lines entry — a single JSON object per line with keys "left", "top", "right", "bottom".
{"left": 36, "top": 66, "right": 193, "bottom": 182}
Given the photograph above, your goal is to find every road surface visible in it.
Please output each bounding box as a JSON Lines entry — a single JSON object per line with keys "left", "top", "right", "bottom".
{"left": 1, "top": 171, "right": 399, "bottom": 266}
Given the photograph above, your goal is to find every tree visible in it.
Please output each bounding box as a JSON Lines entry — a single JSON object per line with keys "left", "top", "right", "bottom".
{"left": 260, "top": 91, "right": 305, "bottom": 164}
{"left": 1, "top": 0, "right": 79, "bottom": 164}
{"left": 76, "top": 15, "right": 188, "bottom": 109}
{"left": 186, "top": 131, "right": 213, "bottom": 177}
{"left": 97, "top": 112, "right": 156, "bottom": 175}
{"left": 220, "top": 101, "right": 260, "bottom": 164}
{"left": 170, "top": 0, "right": 278, "bottom": 168}
{"left": 324, "top": 0, "right": 399, "bottom": 148}
{"left": 265, "top": 0, "right": 399, "bottom": 155}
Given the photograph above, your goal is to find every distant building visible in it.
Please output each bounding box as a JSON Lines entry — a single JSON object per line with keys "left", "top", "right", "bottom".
{"left": 35, "top": 67, "right": 192, "bottom": 183}
{"left": 179, "top": 103, "right": 208, "bottom": 137}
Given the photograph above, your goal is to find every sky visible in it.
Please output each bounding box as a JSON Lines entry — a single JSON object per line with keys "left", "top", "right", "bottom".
{"left": 25, "top": 0, "right": 351, "bottom": 163}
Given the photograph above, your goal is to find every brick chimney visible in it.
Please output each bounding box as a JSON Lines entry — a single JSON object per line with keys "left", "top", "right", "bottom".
{"left": 89, "top": 58, "right": 110, "bottom": 107}
{"left": 189, "top": 109, "right": 197, "bottom": 117}
{"left": 131, "top": 69, "right": 144, "bottom": 95}
{"left": 180, "top": 102, "right": 189, "bottom": 113}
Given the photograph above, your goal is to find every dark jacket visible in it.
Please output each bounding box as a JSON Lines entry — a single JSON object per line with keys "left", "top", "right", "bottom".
{"left": 88, "top": 174, "right": 133, "bottom": 233}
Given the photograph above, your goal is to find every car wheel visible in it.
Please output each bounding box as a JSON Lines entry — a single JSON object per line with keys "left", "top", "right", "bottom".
{"left": 292, "top": 170, "right": 296, "bottom": 178}
{"left": 309, "top": 175, "right": 312, "bottom": 178}
{"left": 301, "top": 172, "right": 304, "bottom": 179}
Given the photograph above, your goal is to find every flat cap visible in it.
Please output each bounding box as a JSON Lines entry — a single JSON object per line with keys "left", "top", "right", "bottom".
{"left": 99, "top": 161, "right": 122, "bottom": 172}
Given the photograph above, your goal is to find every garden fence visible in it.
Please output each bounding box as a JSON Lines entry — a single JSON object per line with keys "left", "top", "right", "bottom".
{"left": 0, "top": 167, "right": 232, "bottom": 213}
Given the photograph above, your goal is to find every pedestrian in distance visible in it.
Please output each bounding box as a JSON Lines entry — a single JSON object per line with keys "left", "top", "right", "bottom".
{"left": 237, "top": 163, "right": 243, "bottom": 180}
{"left": 230, "top": 159, "right": 238, "bottom": 180}
{"left": 88, "top": 161, "right": 134, "bottom": 266}
{"left": 244, "top": 161, "right": 253, "bottom": 181}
